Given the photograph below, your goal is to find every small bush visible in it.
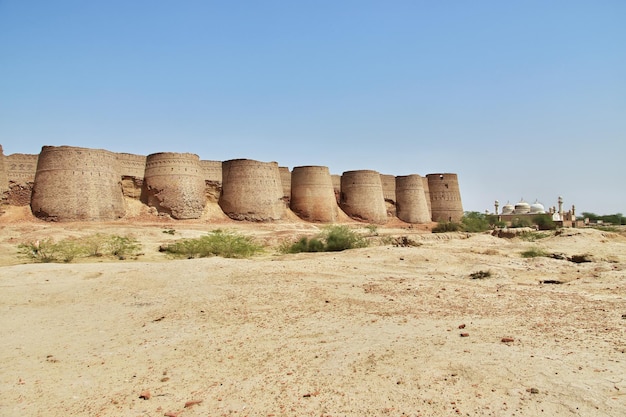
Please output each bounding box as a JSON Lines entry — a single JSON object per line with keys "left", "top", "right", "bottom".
{"left": 18, "top": 238, "right": 66, "bottom": 263}
{"left": 521, "top": 247, "right": 548, "bottom": 258}
{"left": 432, "top": 221, "right": 462, "bottom": 233}
{"left": 18, "top": 237, "right": 84, "bottom": 263}
{"left": 364, "top": 224, "right": 379, "bottom": 236}
{"left": 107, "top": 235, "right": 141, "bottom": 259}
{"left": 53, "top": 238, "right": 87, "bottom": 262}
{"left": 323, "top": 225, "right": 368, "bottom": 252}
{"left": 162, "top": 229, "right": 176, "bottom": 235}
{"left": 82, "top": 233, "right": 109, "bottom": 257}
{"left": 284, "top": 237, "right": 325, "bottom": 253}
{"left": 161, "top": 229, "right": 263, "bottom": 259}
{"left": 17, "top": 234, "right": 141, "bottom": 263}
{"left": 469, "top": 270, "right": 491, "bottom": 279}
{"left": 281, "top": 225, "right": 368, "bottom": 253}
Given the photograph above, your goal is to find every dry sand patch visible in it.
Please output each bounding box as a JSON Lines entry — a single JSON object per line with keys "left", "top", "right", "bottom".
{"left": 1, "top": 218, "right": 626, "bottom": 416}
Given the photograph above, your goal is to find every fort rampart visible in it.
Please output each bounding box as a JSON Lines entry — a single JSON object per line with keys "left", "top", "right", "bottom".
{"left": 1, "top": 144, "right": 463, "bottom": 225}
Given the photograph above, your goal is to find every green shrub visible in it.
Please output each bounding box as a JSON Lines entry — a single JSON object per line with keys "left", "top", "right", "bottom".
{"left": 432, "top": 221, "right": 462, "bottom": 233}
{"left": 18, "top": 237, "right": 84, "bottom": 263}
{"left": 107, "top": 235, "right": 141, "bottom": 259}
{"left": 283, "top": 237, "right": 325, "bottom": 253}
{"left": 281, "top": 225, "right": 368, "bottom": 253}
{"left": 18, "top": 238, "right": 65, "bottom": 263}
{"left": 17, "top": 234, "right": 141, "bottom": 263}
{"left": 323, "top": 225, "right": 368, "bottom": 251}
{"left": 521, "top": 247, "right": 548, "bottom": 258}
{"left": 364, "top": 224, "right": 379, "bottom": 236}
{"left": 161, "top": 229, "right": 263, "bottom": 259}
{"left": 82, "top": 233, "right": 109, "bottom": 257}
{"left": 53, "top": 238, "right": 87, "bottom": 262}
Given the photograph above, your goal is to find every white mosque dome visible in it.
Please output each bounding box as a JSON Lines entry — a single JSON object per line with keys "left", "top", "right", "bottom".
{"left": 514, "top": 199, "right": 531, "bottom": 214}
{"left": 501, "top": 201, "right": 514, "bottom": 214}
{"left": 530, "top": 200, "right": 545, "bottom": 214}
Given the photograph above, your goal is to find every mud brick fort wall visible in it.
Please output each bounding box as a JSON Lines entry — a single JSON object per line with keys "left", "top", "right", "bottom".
{"left": 1, "top": 144, "right": 464, "bottom": 224}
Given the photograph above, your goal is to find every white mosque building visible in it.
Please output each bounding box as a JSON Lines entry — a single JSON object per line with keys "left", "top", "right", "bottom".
{"left": 491, "top": 196, "right": 577, "bottom": 227}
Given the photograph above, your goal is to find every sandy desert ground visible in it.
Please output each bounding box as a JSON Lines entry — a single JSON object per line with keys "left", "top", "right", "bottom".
{"left": 1, "top": 205, "right": 626, "bottom": 417}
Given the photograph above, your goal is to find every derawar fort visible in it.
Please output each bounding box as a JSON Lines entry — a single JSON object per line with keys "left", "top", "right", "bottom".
{"left": 0, "top": 144, "right": 463, "bottom": 224}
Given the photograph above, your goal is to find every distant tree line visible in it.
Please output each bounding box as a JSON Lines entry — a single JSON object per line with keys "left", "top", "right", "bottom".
{"left": 581, "top": 212, "right": 626, "bottom": 225}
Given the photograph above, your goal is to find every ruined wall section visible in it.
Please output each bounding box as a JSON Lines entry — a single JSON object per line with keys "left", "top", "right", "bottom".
{"left": 279, "top": 166, "right": 291, "bottom": 205}
{"left": 31, "top": 146, "right": 125, "bottom": 221}
{"left": 200, "top": 160, "right": 222, "bottom": 182}
{"left": 219, "top": 159, "right": 285, "bottom": 221}
{"left": 331, "top": 174, "right": 341, "bottom": 203}
{"left": 200, "top": 160, "right": 223, "bottom": 203}
{"left": 396, "top": 174, "right": 430, "bottom": 224}
{"left": 290, "top": 166, "right": 339, "bottom": 223}
{"left": 422, "top": 176, "right": 432, "bottom": 221}
{"left": 141, "top": 152, "right": 206, "bottom": 219}
{"left": 380, "top": 174, "right": 396, "bottom": 203}
{"left": 340, "top": 170, "right": 387, "bottom": 224}
{"left": 4, "top": 153, "right": 38, "bottom": 205}
{"left": 426, "top": 173, "right": 463, "bottom": 222}
{"left": 116, "top": 153, "right": 147, "bottom": 199}
{"left": 380, "top": 173, "right": 397, "bottom": 217}
{"left": 116, "top": 153, "right": 146, "bottom": 178}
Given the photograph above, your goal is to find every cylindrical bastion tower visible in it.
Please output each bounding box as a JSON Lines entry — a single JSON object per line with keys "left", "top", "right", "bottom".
{"left": 141, "top": 152, "right": 206, "bottom": 219}
{"left": 290, "top": 166, "right": 339, "bottom": 223}
{"left": 426, "top": 173, "right": 463, "bottom": 223}
{"left": 340, "top": 170, "right": 387, "bottom": 224}
{"left": 395, "top": 174, "right": 431, "bottom": 224}
{"left": 31, "top": 146, "right": 125, "bottom": 221}
{"left": 219, "top": 159, "right": 285, "bottom": 221}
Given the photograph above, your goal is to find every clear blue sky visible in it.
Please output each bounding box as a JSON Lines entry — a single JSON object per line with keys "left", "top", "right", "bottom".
{"left": 1, "top": 1, "right": 624, "bottom": 215}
